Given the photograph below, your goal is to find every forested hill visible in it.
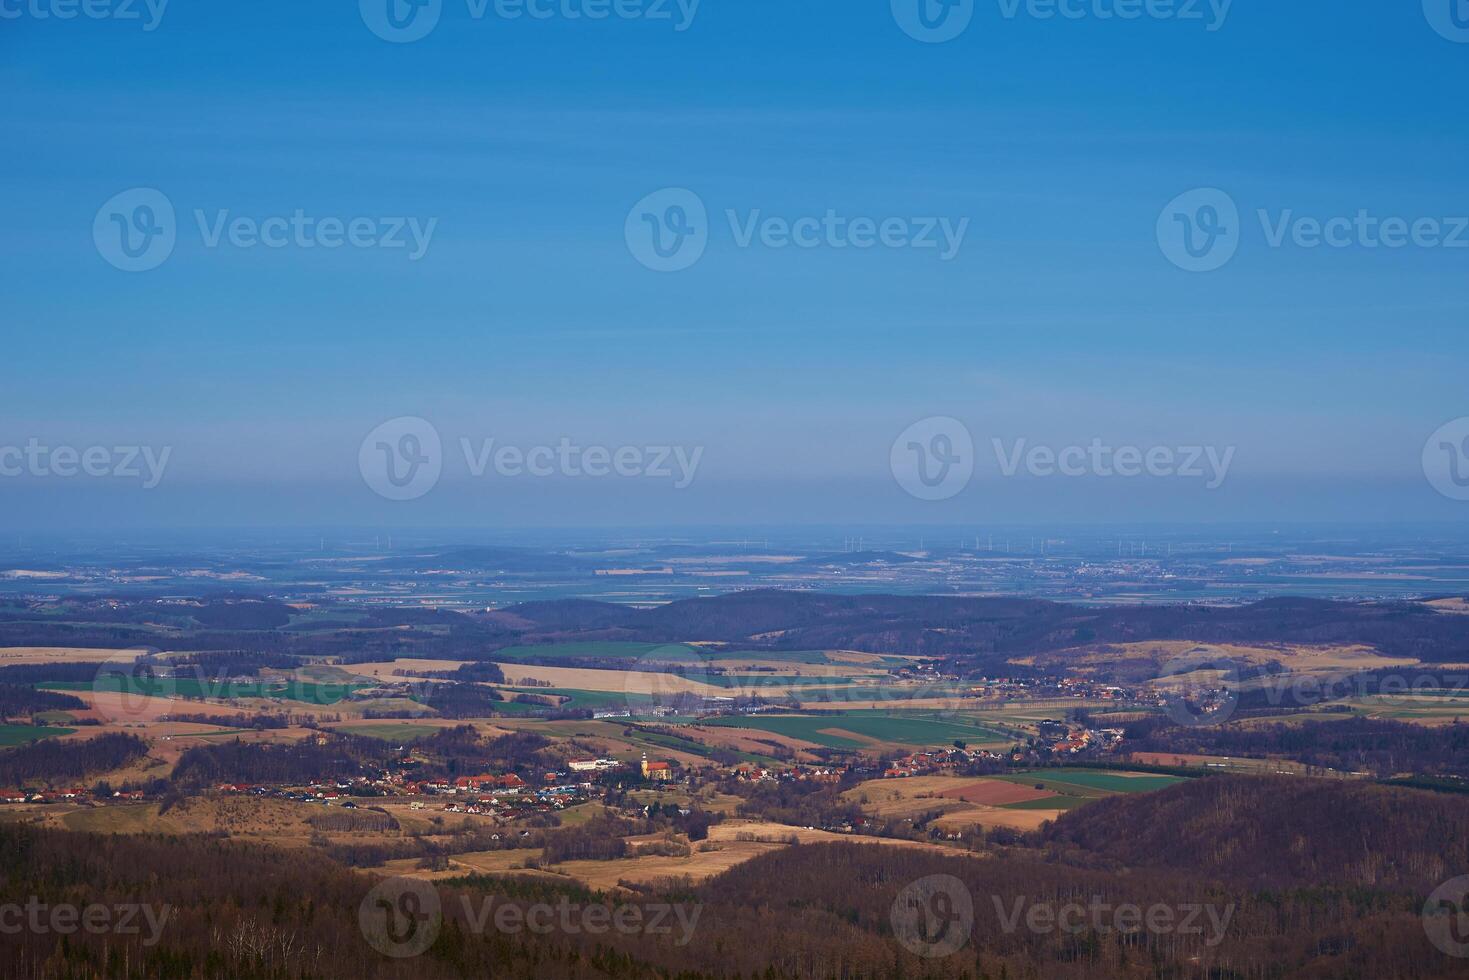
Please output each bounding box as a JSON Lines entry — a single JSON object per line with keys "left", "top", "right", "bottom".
{"left": 6, "top": 776, "right": 1469, "bottom": 979}
{"left": 2, "top": 590, "right": 1467, "bottom": 665}
{"left": 1042, "top": 774, "right": 1469, "bottom": 890}
{"left": 497, "top": 590, "right": 1469, "bottom": 662}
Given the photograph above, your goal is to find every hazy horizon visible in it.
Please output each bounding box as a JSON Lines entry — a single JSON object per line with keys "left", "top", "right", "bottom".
{"left": 6, "top": 2, "right": 1467, "bottom": 527}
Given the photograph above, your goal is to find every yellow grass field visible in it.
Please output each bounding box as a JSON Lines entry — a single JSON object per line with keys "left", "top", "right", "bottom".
{"left": 930, "top": 807, "right": 1060, "bottom": 832}
{"left": 843, "top": 776, "right": 1069, "bottom": 832}
{"left": 326, "top": 718, "right": 514, "bottom": 739}
{"left": 702, "top": 659, "right": 883, "bottom": 677}
{"left": 0, "top": 647, "right": 139, "bottom": 665}
{"left": 344, "top": 659, "right": 472, "bottom": 680}
{"left": 796, "top": 696, "right": 977, "bottom": 712}
{"left": 493, "top": 663, "right": 729, "bottom": 697}
{"left": 393, "top": 818, "right": 984, "bottom": 890}
{"left": 1038, "top": 640, "right": 1418, "bottom": 679}
{"left": 682, "top": 724, "right": 823, "bottom": 758}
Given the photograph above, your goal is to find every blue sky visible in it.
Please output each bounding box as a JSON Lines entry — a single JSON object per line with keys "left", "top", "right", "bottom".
{"left": 3, "top": 0, "right": 1468, "bottom": 529}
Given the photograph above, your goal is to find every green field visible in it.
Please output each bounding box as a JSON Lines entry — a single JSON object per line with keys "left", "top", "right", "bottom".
{"left": 332, "top": 723, "right": 444, "bottom": 742}
{"left": 701, "top": 650, "right": 835, "bottom": 665}
{"left": 490, "top": 643, "right": 894, "bottom": 670}
{"left": 993, "top": 768, "right": 1186, "bottom": 796}
{"left": 0, "top": 724, "right": 74, "bottom": 746}
{"left": 705, "top": 673, "right": 855, "bottom": 686}
{"left": 501, "top": 687, "right": 657, "bottom": 711}
{"left": 1002, "top": 795, "right": 1090, "bottom": 811}
{"left": 702, "top": 711, "right": 1009, "bottom": 749}
{"left": 491, "top": 642, "right": 703, "bottom": 662}
{"left": 633, "top": 730, "right": 713, "bottom": 758}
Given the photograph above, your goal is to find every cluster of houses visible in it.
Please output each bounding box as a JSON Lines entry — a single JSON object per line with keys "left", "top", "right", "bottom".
{"left": 882, "top": 747, "right": 1005, "bottom": 779}
{"left": 1031, "top": 720, "right": 1125, "bottom": 757}
{"left": 1, "top": 750, "right": 693, "bottom": 812}
{"left": 967, "top": 676, "right": 1134, "bottom": 701}
{"left": 1, "top": 787, "right": 147, "bottom": 804}
{"left": 729, "top": 762, "right": 845, "bottom": 783}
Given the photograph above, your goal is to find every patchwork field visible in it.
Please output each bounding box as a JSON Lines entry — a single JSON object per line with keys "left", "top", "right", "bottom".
{"left": 492, "top": 663, "right": 726, "bottom": 698}
{"left": 843, "top": 768, "right": 1188, "bottom": 834}
{"left": 1126, "top": 751, "right": 1363, "bottom": 777}
{"left": 682, "top": 723, "right": 823, "bottom": 759}
{"left": 489, "top": 642, "right": 704, "bottom": 662}
{"left": 0, "top": 647, "right": 140, "bottom": 665}
{"left": 342, "top": 659, "right": 473, "bottom": 680}
{"left": 394, "top": 818, "right": 985, "bottom": 891}
{"left": 700, "top": 712, "right": 1009, "bottom": 750}
{"left": 1030, "top": 640, "right": 1420, "bottom": 683}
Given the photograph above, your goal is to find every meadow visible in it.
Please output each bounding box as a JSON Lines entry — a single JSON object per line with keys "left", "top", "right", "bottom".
{"left": 0, "top": 723, "right": 73, "bottom": 746}
{"left": 701, "top": 711, "right": 1010, "bottom": 749}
